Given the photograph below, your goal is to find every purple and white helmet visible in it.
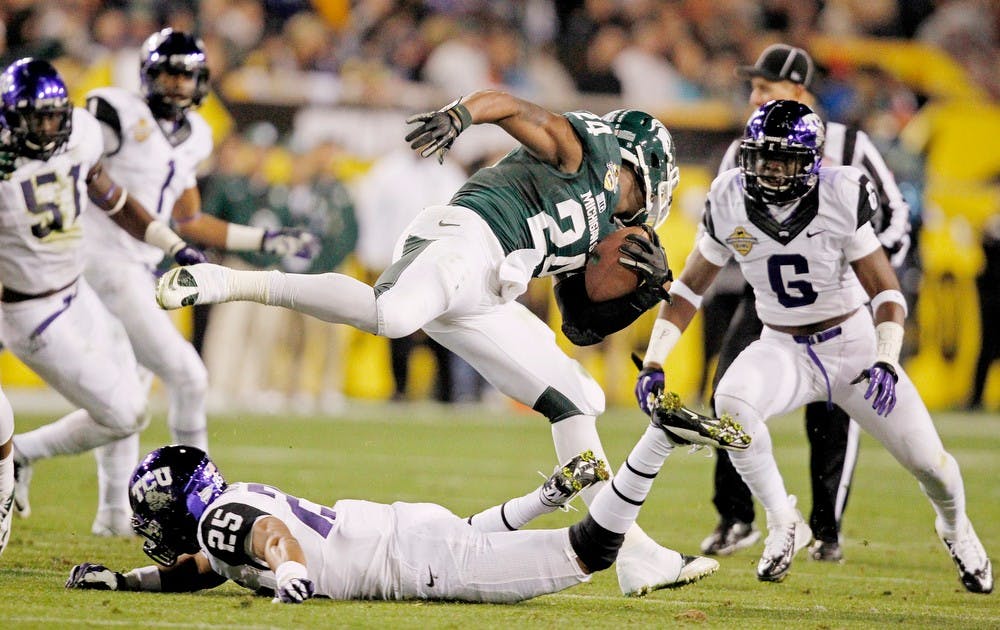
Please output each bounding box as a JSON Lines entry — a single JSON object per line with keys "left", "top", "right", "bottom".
{"left": 739, "top": 99, "right": 825, "bottom": 205}
{"left": 129, "top": 445, "right": 227, "bottom": 566}
{"left": 0, "top": 58, "right": 73, "bottom": 160}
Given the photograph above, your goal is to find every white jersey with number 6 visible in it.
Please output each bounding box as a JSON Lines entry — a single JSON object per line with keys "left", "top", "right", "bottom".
{"left": 698, "top": 166, "right": 882, "bottom": 326}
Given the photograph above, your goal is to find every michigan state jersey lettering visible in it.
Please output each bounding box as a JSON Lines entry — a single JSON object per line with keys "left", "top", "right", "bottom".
{"left": 451, "top": 112, "right": 622, "bottom": 277}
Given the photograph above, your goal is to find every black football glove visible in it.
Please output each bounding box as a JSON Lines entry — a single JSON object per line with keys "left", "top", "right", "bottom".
{"left": 66, "top": 563, "right": 127, "bottom": 590}
{"left": 405, "top": 101, "right": 472, "bottom": 163}
{"left": 618, "top": 225, "right": 672, "bottom": 302}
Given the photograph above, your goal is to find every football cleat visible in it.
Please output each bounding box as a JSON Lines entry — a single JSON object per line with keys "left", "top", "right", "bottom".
{"left": 91, "top": 508, "right": 135, "bottom": 538}
{"left": 757, "top": 496, "right": 812, "bottom": 582}
{"left": 155, "top": 267, "right": 201, "bottom": 309}
{"left": 650, "top": 392, "right": 751, "bottom": 450}
{"left": 937, "top": 518, "right": 993, "bottom": 594}
{"left": 617, "top": 535, "right": 719, "bottom": 597}
{"left": 12, "top": 452, "right": 32, "bottom": 518}
{"left": 0, "top": 492, "right": 13, "bottom": 557}
{"left": 700, "top": 519, "right": 761, "bottom": 556}
{"left": 808, "top": 539, "right": 844, "bottom": 563}
{"left": 539, "top": 450, "right": 610, "bottom": 509}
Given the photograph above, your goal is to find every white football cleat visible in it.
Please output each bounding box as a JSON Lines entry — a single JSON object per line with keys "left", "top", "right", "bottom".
{"left": 539, "top": 450, "right": 610, "bottom": 509}
{"left": 12, "top": 451, "right": 32, "bottom": 519}
{"left": 937, "top": 517, "right": 993, "bottom": 594}
{"left": 155, "top": 263, "right": 228, "bottom": 310}
{"left": 616, "top": 534, "right": 718, "bottom": 597}
{"left": 756, "top": 496, "right": 812, "bottom": 582}
{"left": 0, "top": 492, "right": 13, "bottom": 557}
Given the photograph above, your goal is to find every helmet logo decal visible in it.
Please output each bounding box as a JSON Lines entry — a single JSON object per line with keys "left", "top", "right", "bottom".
{"left": 726, "top": 226, "right": 759, "bottom": 255}
{"left": 603, "top": 162, "right": 619, "bottom": 192}
{"left": 145, "top": 488, "right": 173, "bottom": 511}
{"left": 131, "top": 465, "right": 173, "bottom": 503}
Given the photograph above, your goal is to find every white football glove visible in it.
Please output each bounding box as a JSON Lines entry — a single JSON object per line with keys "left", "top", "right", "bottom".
{"left": 65, "top": 563, "right": 126, "bottom": 590}
{"left": 262, "top": 228, "right": 319, "bottom": 260}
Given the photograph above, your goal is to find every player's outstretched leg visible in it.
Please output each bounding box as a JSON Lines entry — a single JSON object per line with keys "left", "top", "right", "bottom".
{"left": 937, "top": 517, "right": 993, "bottom": 594}
{"left": 650, "top": 392, "right": 751, "bottom": 450}
{"left": 468, "top": 451, "right": 610, "bottom": 533}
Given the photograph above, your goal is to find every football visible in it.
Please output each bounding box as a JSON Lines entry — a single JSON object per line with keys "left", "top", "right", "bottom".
{"left": 585, "top": 226, "right": 647, "bottom": 302}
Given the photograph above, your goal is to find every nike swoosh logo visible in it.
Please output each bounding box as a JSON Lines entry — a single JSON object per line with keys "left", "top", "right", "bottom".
{"left": 438, "top": 220, "right": 460, "bottom": 227}
{"left": 806, "top": 230, "right": 825, "bottom": 238}
{"left": 425, "top": 565, "right": 437, "bottom": 588}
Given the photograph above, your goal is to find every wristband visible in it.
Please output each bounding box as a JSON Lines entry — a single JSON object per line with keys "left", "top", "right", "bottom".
{"left": 106, "top": 188, "right": 129, "bottom": 216}
{"left": 144, "top": 220, "right": 186, "bottom": 255}
{"left": 225, "top": 223, "right": 267, "bottom": 252}
{"left": 870, "top": 289, "right": 908, "bottom": 318}
{"left": 275, "top": 560, "right": 309, "bottom": 585}
{"left": 874, "top": 321, "right": 904, "bottom": 367}
{"left": 668, "top": 279, "right": 703, "bottom": 310}
{"left": 643, "top": 318, "right": 682, "bottom": 367}
{"left": 449, "top": 103, "right": 473, "bottom": 131}
{"left": 123, "top": 565, "right": 162, "bottom": 592}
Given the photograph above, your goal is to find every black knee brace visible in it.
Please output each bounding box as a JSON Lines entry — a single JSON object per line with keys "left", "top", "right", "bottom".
{"left": 568, "top": 514, "right": 625, "bottom": 572}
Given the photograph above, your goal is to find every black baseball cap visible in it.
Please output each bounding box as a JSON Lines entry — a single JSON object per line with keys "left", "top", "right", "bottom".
{"left": 736, "top": 44, "right": 814, "bottom": 88}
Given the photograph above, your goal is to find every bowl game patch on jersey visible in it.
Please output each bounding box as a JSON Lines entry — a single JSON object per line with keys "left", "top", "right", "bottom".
{"left": 725, "top": 226, "right": 758, "bottom": 255}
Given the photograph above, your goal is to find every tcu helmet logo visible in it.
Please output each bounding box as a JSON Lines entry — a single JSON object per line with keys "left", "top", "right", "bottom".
{"left": 131, "top": 465, "right": 173, "bottom": 505}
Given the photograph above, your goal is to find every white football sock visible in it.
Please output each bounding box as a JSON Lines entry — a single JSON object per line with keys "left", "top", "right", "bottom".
{"left": 589, "top": 425, "right": 672, "bottom": 534}
{"left": 468, "top": 483, "right": 556, "bottom": 532}
{"left": 0, "top": 454, "right": 13, "bottom": 499}
{"left": 94, "top": 433, "right": 139, "bottom": 514}
{"left": 15, "top": 409, "right": 121, "bottom": 461}
{"left": 265, "top": 272, "right": 379, "bottom": 334}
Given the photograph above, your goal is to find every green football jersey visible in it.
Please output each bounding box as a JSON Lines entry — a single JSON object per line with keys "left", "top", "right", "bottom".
{"left": 450, "top": 111, "right": 624, "bottom": 277}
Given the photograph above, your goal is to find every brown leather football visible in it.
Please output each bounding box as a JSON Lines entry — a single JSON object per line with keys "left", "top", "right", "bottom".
{"left": 584, "top": 226, "right": 646, "bottom": 302}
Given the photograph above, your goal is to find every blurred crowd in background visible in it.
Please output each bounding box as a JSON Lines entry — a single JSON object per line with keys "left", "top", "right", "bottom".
{"left": 0, "top": 0, "right": 998, "bottom": 413}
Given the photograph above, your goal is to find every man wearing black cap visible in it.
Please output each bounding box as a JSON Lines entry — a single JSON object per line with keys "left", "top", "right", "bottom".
{"left": 699, "top": 43, "right": 912, "bottom": 562}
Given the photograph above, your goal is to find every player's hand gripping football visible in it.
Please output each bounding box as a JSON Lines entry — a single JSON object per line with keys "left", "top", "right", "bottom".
{"left": 262, "top": 228, "right": 319, "bottom": 260}
{"left": 617, "top": 224, "right": 672, "bottom": 302}
{"left": 632, "top": 352, "right": 664, "bottom": 416}
{"left": 405, "top": 100, "right": 472, "bottom": 163}
{"left": 851, "top": 361, "right": 898, "bottom": 416}
{"left": 65, "top": 563, "right": 126, "bottom": 590}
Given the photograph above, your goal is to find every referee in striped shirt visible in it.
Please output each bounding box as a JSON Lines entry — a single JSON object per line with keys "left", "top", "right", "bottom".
{"left": 700, "top": 44, "right": 912, "bottom": 562}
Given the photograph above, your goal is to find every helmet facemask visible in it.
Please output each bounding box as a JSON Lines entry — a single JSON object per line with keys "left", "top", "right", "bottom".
{"left": 0, "top": 58, "right": 73, "bottom": 161}
{"left": 739, "top": 99, "right": 824, "bottom": 205}
{"left": 140, "top": 30, "right": 210, "bottom": 121}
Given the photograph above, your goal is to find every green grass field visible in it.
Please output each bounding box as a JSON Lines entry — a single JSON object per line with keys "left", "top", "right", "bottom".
{"left": 3, "top": 402, "right": 999, "bottom": 629}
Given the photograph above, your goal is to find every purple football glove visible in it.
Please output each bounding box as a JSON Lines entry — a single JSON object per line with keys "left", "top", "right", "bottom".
{"left": 171, "top": 244, "right": 207, "bottom": 266}
{"left": 262, "top": 228, "right": 319, "bottom": 260}
{"left": 275, "top": 577, "right": 315, "bottom": 604}
{"left": 851, "top": 361, "right": 898, "bottom": 417}
{"left": 632, "top": 352, "right": 664, "bottom": 416}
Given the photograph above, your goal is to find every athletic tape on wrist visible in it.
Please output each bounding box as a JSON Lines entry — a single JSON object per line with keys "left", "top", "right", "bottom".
{"left": 225, "top": 222, "right": 267, "bottom": 251}
{"left": 144, "top": 220, "right": 185, "bottom": 255}
{"left": 124, "top": 565, "right": 162, "bottom": 592}
{"left": 643, "top": 318, "right": 682, "bottom": 367}
{"left": 870, "top": 289, "right": 907, "bottom": 318}
{"left": 275, "top": 560, "right": 309, "bottom": 586}
{"left": 668, "top": 279, "right": 702, "bottom": 310}
{"left": 874, "top": 321, "right": 904, "bottom": 367}
{"left": 450, "top": 103, "right": 472, "bottom": 131}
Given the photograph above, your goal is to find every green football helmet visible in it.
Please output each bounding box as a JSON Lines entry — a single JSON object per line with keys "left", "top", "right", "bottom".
{"left": 603, "top": 109, "right": 680, "bottom": 228}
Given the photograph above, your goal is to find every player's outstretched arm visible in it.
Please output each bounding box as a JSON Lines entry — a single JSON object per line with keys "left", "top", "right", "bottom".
{"left": 85, "top": 162, "right": 205, "bottom": 265}
{"left": 406, "top": 89, "right": 582, "bottom": 172}
{"left": 66, "top": 552, "right": 226, "bottom": 593}
{"left": 171, "top": 187, "right": 318, "bottom": 260}
{"left": 251, "top": 516, "right": 315, "bottom": 604}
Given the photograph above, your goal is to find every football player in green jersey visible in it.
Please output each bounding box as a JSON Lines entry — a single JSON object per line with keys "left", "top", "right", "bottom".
{"left": 155, "top": 90, "right": 716, "bottom": 595}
